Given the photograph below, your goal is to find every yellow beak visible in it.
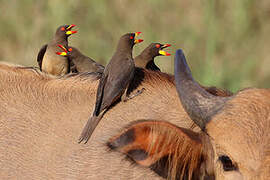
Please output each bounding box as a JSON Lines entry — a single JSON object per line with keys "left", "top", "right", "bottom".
{"left": 134, "top": 32, "right": 143, "bottom": 44}
{"left": 159, "top": 50, "right": 171, "bottom": 56}
{"left": 56, "top": 52, "right": 67, "bottom": 56}
{"left": 66, "top": 30, "right": 77, "bottom": 35}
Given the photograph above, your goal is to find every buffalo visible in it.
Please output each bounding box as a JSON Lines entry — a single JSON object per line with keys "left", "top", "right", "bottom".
{"left": 108, "top": 49, "right": 270, "bottom": 179}
{"left": 0, "top": 62, "right": 231, "bottom": 179}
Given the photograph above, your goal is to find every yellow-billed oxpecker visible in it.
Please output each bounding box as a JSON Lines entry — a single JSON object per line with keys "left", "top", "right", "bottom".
{"left": 37, "top": 24, "right": 77, "bottom": 76}
{"left": 56, "top": 45, "right": 104, "bottom": 74}
{"left": 134, "top": 43, "right": 171, "bottom": 71}
{"left": 78, "top": 32, "right": 143, "bottom": 144}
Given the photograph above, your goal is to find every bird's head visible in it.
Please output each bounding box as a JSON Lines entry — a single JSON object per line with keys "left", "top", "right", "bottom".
{"left": 148, "top": 43, "right": 171, "bottom": 57}
{"left": 118, "top": 32, "right": 144, "bottom": 50}
{"left": 55, "top": 24, "right": 78, "bottom": 38}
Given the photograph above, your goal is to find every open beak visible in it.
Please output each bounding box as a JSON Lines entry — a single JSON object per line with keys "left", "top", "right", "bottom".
{"left": 134, "top": 32, "right": 143, "bottom": 44}
{"left": 161, "top": 44, "right": 171, "bottom": 49}
{"left": 66, "top": 24, "right": 76, "bottom": 30}
{"left": 56, "top": 52, "right": 67, "bottom": 56}
{"left": 159, "top": 44, "right": 171, "bottom": 56}
{"left": 66, "top": 24, "right": 78, "bottom": 35}
{"left": 56, "top": 44, "right": 68, "bottom": 56}
{"left": 159, "top": 50, "right": 171, "bottom": 56}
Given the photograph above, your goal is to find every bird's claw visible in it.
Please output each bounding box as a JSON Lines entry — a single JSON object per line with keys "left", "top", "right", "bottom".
{"left": 123, "top": 88, "right": 145, "bottom": 102}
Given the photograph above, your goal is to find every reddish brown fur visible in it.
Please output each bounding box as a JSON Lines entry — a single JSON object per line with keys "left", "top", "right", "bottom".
{"left": 108, "top": 121, "right": 205, "bottom": 180}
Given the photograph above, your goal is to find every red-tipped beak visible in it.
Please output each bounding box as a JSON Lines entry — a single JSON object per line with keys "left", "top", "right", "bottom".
{"left": 56, "top": 44, "right": 68, "bottom": 56}
{"left": 134, "top": 32, "right": 143, "bottom": 44}
{"left": 135, "top": 39, "right": 144, "bottom": 44}
{"left": 135, "top": 32, "right": 142, "bottom": 36}
{"left": 56, "top": 51, "right": 68, "bottom": 56}
{"left": 66, "top": 30, "right": 77, "bottom": 35}
{"left": 159, "top": 50, "right": 171, "bottom": 56}
{"left": 57, "top": 44, "right": 67, "bottom": 52}
{"left": 163, "top": 44, "right": 171, "bottom": 48}
{"left": 66, "top": 24, "right": 76, "bottom": 30}
{"left": 65, "top": 24, "right": 78, "bottom": 35}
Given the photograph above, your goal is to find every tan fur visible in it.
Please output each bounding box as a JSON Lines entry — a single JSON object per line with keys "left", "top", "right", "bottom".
{"left": 0, "top": 63, "right": 238, "bottom": 179}
{"left": 206, "top": 88, "right": 270, "bottom": 179}
{"left": 0, "top": 63, "right": 195, "bottom": 179}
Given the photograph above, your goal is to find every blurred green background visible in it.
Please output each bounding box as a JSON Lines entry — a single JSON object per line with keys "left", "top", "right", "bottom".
{"left": 0, "top": 0, "right": 269, "bottom": 92}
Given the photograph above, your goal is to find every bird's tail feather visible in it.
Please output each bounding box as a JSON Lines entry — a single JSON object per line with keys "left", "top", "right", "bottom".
{"left": 78, "top": 115, "right": 102, "bottom": 144}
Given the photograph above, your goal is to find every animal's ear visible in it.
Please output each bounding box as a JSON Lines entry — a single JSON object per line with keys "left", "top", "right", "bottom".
{"left": 107, "top": 120, "right": 206, "bottom": 179}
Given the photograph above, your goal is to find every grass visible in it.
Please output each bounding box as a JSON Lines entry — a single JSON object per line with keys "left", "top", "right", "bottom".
{"left": 0, "top": 0, "right": 269, "bottom": 92}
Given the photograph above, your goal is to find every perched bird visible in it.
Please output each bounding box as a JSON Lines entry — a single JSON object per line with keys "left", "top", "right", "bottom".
{"left": 37, "top": 24, "right": 77, "bottom": 76}
{"left": 78, "top": 32, "right": 144, "bottom": 144}
{"left": 134, "top": 43, "right": 171, "bottom": 71}
{"left": 56, "top": 45, "right": 104, "bottom": 74}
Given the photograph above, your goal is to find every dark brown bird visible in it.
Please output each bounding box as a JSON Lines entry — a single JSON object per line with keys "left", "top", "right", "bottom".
{"left": 134, "top": 43, "right": 171, "bottom": 71}
{"left": 78, "top": 32, "right": 144, "bottom": 144}
{"left": 37, "top": 24, "right": 77, "bottom": 76}
{"left": 56, "top": 45, "right": 104, "bottom": 74}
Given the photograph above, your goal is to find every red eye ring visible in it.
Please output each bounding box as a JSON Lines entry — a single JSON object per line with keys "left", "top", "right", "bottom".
{"left": 130, "top": 36, "right": 134, "bottom": 39}
{"left": 68, "top": 48, "right": 72, "bottom": 52}
{"left": 155, "top": 44, "right": 161, "bottom": 48}
{"left": 61, "top": 27, "right": 65, "bottom": 31}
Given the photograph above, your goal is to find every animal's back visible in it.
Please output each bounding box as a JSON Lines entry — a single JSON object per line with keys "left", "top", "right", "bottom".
{"left": 0, "top": 64, "right": 191, "bottom": 179}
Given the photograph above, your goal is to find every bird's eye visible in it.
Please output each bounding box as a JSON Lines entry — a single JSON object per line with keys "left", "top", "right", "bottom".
{"left": 219, "top": 155, "right": 237, "bottom": 171}
{"left": 68, "top": 48, "right": 72, "bottom": 52}
{"left": 61, "top": 27, "right": 65, "bottom": 31}
{"left": 155, "top": 44, "right": 160, "bottom": 48}
{"left": 130, "top": 36, "right": 134, "bottom": 39}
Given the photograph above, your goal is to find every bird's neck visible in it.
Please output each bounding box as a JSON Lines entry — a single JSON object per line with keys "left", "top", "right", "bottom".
{"left": 135, "top": 53, "right": 154, "bottom": 68}
{"left": 53, "top": 35, "right": 68, "bottom": 44}
{"left": 116, "top": 41, "right": 133, "bottom": 55}
{"left": 139, "top": 50, "right": 155, "bottom": 62}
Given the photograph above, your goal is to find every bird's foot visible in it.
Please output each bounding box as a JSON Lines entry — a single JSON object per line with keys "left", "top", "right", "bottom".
{"left": 122, "top": 88, "right": 145, "bottom": 102}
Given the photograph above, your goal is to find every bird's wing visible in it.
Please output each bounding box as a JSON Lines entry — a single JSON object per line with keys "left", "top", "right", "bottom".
{"left": 37, "top": 44, "right": 48, "bottom": 71}
{"left": 101, "top": 57, "right": 134, "bottom": 109}
{"left": 146, "top": 60, "right": 161, "bottom": 71}
{"left": 87, "top": 57, "right": 105, "bottom": 72}
{"left": 93, "top": 73, "right": 108, "bottom": 116}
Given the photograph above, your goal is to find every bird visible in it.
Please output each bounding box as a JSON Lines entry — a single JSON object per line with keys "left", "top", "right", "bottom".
{"left": 37, "top": 24, "right": 77, "bottom": 76}
{"left": 56, "top": 45, "right": 104, "bottom": 74}
{"left": 78, "top": 32, "right": 144, "bottom": 144}
{"left": 134, "top": 43, "right": 171, "bottom": 71}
